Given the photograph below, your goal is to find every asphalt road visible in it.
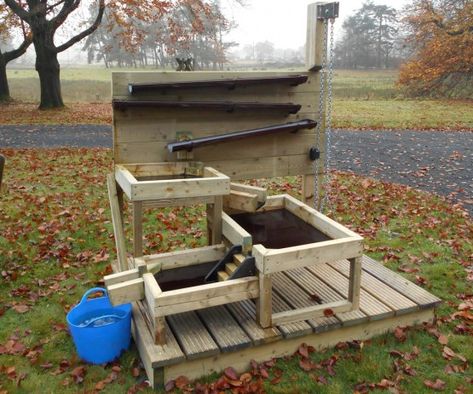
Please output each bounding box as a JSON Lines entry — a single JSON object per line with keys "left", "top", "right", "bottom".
{"left": 1, "top": 124, "right": 471, "bottom": 215}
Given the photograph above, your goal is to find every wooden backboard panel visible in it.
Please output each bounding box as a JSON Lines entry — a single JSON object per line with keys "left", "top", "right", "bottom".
{"left": 111, "top": 3, "right": 326, "bottom": 183}
{"left": 112, "top": 70, "right": 323, "bottom": 180}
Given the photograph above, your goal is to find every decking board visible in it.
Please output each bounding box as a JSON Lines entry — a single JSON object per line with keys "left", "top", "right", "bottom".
{"left": 284, "top": 266, "right": 367, "bottom": 326}
{"left": 197, "top": 305, "right": 252, "bottom": 352}
{"left": 307, "top": 263, "right": 394, "bottom": 320}
{"left": 226, "top": 300, "right": 282, "bottom": 345}
{"left": 167, "top": 311, "right": 220, "bottom": 360}
{"left": 362, "top": 256, "right": 441, "bottom": 308}
{"left": 273, "top": 272, "right": 341, "bottom": 332}
{"left": 328, "top": 260, "right": 419, "bottom": 314}
{"left": 132, "top": 256, "right": 441, "bottom": 389}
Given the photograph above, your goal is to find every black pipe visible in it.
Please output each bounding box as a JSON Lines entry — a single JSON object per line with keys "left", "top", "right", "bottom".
{"left": 167, "top": 119, "right": 317, "bottom": 153}
{"left": 128, "top": 75, "right": 309, "bottom": 94}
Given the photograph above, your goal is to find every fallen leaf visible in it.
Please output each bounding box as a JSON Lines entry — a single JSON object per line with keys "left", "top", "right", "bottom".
{"left": 224, "top": 366, "right": 238, "bottom": 381}
{"left": 323, "top": 308, "right": 334, "bottom": 317}
{"left": 394, "top": 326, "right": 407, "bottom": 342}
{"left": 424, "top": 379, "right": 446, "bottom": 391}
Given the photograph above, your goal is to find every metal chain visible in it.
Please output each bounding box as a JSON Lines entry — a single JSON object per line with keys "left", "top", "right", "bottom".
{"left": 314, "top": 18, "right": 328, "bottom": 210}
{"left": 321, "top": 18, "right": 335, "bottom": 214}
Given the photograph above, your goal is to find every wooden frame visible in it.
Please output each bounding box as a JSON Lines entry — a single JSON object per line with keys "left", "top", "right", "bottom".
{"left": 238, "top": 194, "right": 363, "bottom": 327}
{"left": 112, "top": 163, "right": 230, "bottom": 259}
{"left": 104, "top": 244, "right": 260, "bottom": 345}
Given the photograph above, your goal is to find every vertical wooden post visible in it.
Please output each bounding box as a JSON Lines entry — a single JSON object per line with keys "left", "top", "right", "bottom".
{"left": 107, "top": 173, "right": 128, "bottom": 272}
{"left": 256, "top": 272, "right": 272, "bottom": 328}
{"left": 306, "top": 3, "right": 326, "bottom": 210}
{"left": 306, "top": 3, "right": 326, "bottom": 69}
{"left": 143, "top": 273, "right": 166, "bottom": 345}
{"left": 133, "top": 201, "right": 143, "bottom": 257}
{"left": 302, "top": 174, "right": 315, "bottom": 207}
{"left": 348, "top": 256, "right": 362, "bottom": 310}
{"left": 206, "top": 196, "right": 223, "bottom": 245}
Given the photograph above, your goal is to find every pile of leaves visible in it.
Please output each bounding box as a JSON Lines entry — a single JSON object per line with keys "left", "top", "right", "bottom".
{"left": 0, "top": 148, "right": 471, "bottom": 393}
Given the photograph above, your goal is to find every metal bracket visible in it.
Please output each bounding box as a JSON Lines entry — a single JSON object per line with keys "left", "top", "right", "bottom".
{"left": 317, "top": 2, "right": 339, "bottom": 20}
{"left": 175, "top": 131, "right": 194, "bottom": 160}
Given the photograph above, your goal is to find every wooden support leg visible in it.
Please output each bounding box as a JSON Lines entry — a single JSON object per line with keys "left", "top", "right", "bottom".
{"left": 133, "top": 201, "right": 143, "bottom": 258}
{"left": 348, "top": 256, "right": 362, "bottom": 310}
{"left": 107, "top": 174, "right": 128, "bottom": 272}
{"left": 143, "top": 273, "right": 166, "bottom": 345}
{"left": 256, "top": 272, "right": 272, "bottom": 328}
{"left": 302, "top": 174, "right": 315, "bottom": 207}
{"left": 206, "top": 196, "right": 223, "bottom": 245}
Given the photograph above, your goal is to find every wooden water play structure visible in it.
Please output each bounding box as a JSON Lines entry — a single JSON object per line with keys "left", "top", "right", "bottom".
{"left": 102, "top": 2, "right": 440, "bottom": 388}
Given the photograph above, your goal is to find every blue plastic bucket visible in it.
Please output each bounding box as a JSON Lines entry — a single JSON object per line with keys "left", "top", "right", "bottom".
{"left": 67, "top": 287, "right": 132, "bottom": 364}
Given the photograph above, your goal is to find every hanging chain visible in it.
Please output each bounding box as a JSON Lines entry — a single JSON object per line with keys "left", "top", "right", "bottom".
{"left": 314, "top": 19, "right": 328, "bottom": 210}
{"left": 321, "top": 18, "right": 336, "bottom": 214}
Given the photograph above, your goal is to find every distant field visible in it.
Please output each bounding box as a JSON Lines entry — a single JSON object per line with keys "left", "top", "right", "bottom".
{"left": 4, "top": 67, "right": 472, "bottom": 130}
{"left": 6, "top": 67, "right": 399, "bottom": 102}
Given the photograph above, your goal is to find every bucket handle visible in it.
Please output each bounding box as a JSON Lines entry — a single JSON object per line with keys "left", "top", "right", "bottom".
{"left": 79, "top": 314, "right": 124, "bottom": 327}
{"left": 80, "top": 287, "right": 108, "bottom": 305}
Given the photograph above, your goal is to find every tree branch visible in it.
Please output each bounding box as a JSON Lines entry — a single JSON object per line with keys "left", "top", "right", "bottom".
{"left": 4, "top": 34, "right": 33, "bottom": 62}
{"left": 55, "top": 0, "right": 105, "bottom": 53}
{"left": 50, "top": 0, "right": 79, "bottom": 32}
{"left": 4, "top": 0, "right": 30, "bottom": 21}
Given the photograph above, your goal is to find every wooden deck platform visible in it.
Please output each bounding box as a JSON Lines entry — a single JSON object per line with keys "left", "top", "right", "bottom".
{"left": 132, "top": 255, "right": 441, "bottom": 389}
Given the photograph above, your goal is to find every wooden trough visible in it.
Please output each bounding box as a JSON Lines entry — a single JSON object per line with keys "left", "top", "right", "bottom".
{"left": 102, "top": 2, "right": 441, "bottom": 389}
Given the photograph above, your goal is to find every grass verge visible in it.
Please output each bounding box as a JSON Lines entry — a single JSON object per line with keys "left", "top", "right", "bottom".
{"left": 0, "top": 148, "right": 471, "bottom": 393}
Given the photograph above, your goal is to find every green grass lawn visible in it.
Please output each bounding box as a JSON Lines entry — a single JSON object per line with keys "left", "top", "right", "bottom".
{"left": 0, "top": 148, "right": 471, "bottom": 393}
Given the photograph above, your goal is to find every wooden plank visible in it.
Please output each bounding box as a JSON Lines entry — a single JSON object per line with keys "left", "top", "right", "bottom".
{"left": 163, "top": 309, "right": 436, "bottom": 386}
{"left": 223, "top": 190, "right": 259, "bottom": 212}
{"left": 256, "top": 195, "right": 285, "bottom": 212}
{"left": 156, "top": 277, "right": 258, "bottom": 307}
{"left": 144, "top": 244, "right": 226, "bottom": 273}
{"left": 307, "top": 264, "right": 394, "bottom": 320}
{"left": 133, "top": 201, "right": 143, "bottom": 257}
{"left": 107, "top": 278, "right": 144, "bottom": 305}
{"left": 328, "top": 259, "right": 418, "bottom": 315}
{"left": 257, "top": 237, "right": 364, "bottom": 274}
{"left": 285, "top": 267, "right": 367, "bottom": 326}
{"left": 167, "top": 311, "right": 219, "bottom": 360}
{"left": 114, "top": 111, "right": 318, "bottom": 141}
{"left": 226, "top": 300, "right": 281, "bottom": 346}
{"left": 143, "top": 273, "right": 165, "bottom": 344}
{"left": 271, "top": 292, "right": 314, "bottom": 339}
{"left": 104, "top": 268, "right": 139, "bottom": 287}
{"left": 142, "top": 196, "right": 214, "bottom": 209}
{"left": 112, "top": 70, "right": 316, "bottom": 96}
{"left": 272, "top": 300, "right": 352, "bottom": 325}
{"left": 306, "top": 3, "right": 325, "bottom": 69}
{"left": 348, "top": 256, "right": 362, "bottom": 310}
{"left": 107, "top": 174, "right": 128, "bottom": 271}
{"left": 362, "top": 256, "right": 441, "bottom": 308}
{"left": 131, "top": 302, "right": 185, "bottom": 371}
{"left": 273, "top": 272, "right": 341, "bottom": 332}
{"left": 197, "top": 305, "right": 252, "bottom": 352}
{"left": 116, "top": 133, "right": 318, "bottom": 164}
{"left": 230, "top": 183, "right": 267, "bottom": 204}
{"left": 302, "top": 174, "right": 315, "bottom": 207}
{"left": 131, "top": 175, "right": 230, "bottom": 201}
{"left": 155, "top": 277, "right": 259, "bottom": 316}
{"left": 114, "top": 166, "right": 135, "bottom": 199}
{"left": 207, "top": 196, "right": 223, "bottom": 244}
{"left": 222, "top": 212, "right": 252, "bottom": 252}
{"left": 256, "top": 272, "right": 272, "bottom": 328}
{"left": 283, "top": 194, "right": 362, "bottom": 239}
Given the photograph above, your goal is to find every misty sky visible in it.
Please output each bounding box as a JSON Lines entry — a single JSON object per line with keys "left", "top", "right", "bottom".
{"left": 224, "top": 0, "right": 411, "bottom": 49}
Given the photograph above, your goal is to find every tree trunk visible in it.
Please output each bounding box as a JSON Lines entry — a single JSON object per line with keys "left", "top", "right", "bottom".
{"left": 0, "top": 53, "right": 10, "bottom": 102}
{"left": 34, "top": 38, "right": 64, "bottom": 109}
